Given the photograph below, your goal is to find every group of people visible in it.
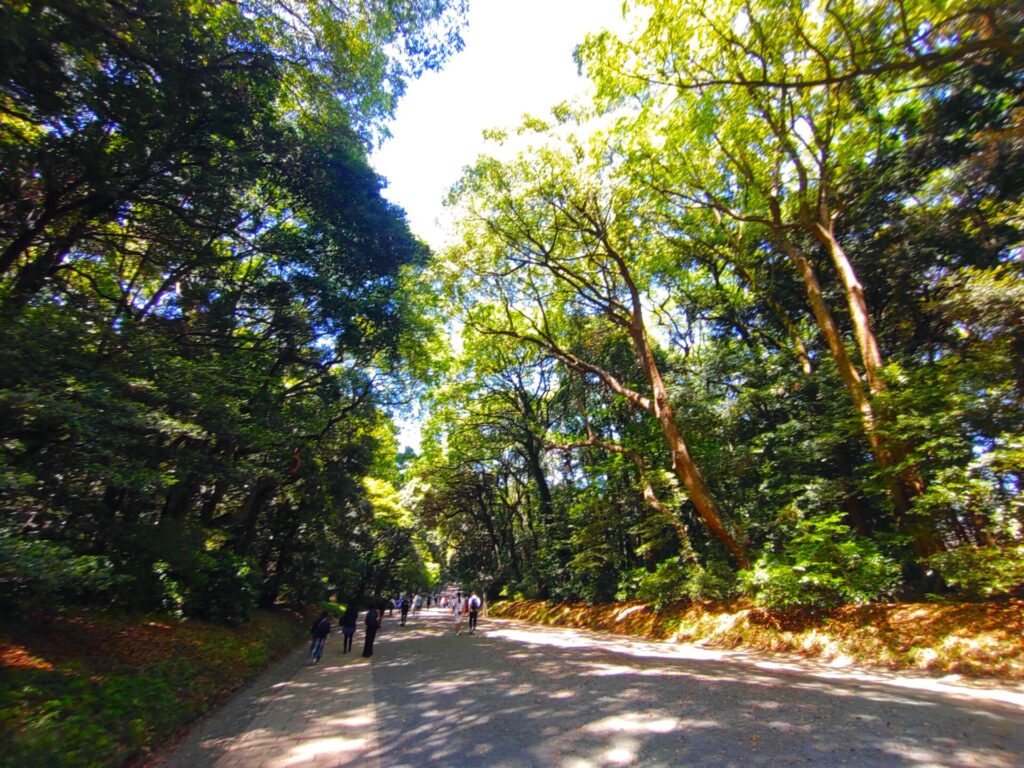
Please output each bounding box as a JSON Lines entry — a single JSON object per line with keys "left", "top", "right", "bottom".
{"left": 449, "top": 591, "right": 482, "bottom": 635}
{"left": 308, "top": 590, "right": 483, "bottom": 663}
{"left": 309, "top": 603, "right": 381, "bottom": 662}
{"left": 388, "top": 593, "right": 428, "bottom": 623}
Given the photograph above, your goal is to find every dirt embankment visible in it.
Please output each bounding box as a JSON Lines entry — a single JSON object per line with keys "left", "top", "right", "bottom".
{"left": 489, "top": 599, "right": 1024, "bottom": 680}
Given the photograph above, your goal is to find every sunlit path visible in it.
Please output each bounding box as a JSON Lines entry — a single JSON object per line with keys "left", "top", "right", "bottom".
{"left": 154, "top": 627, "right": 382, "bottom": 768}
{"left": 156, "top": 608, "right": 1024, "bottom": 768}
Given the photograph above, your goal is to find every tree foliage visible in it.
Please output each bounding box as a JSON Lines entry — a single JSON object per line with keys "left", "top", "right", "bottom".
{"left": 0, "top": 0, "right": 463, "bottom": 616}
{"left": 409, "top": 0, "right": 1023, "bottom": 607}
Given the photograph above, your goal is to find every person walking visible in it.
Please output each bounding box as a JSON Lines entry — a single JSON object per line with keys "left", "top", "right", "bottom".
{"left": 451, "top": 591, "right": 466, "bottom": 636}
{"left": 309, "top": 611, "right": 331, "bottom": 664}
{"left": 468, "top": 592, "right": 481, "bottom": 634}
{"left": 362, "top": 606, "right": 381, "bottom": 658}
{"left": 400, "top": 595, "right": 410, "bottom": 626}
{"left": 339, "top": 604, "right": 358, "bottom": 654}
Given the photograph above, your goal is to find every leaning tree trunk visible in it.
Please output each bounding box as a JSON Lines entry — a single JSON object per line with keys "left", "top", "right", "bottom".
{"left": 775, "top": 230, "right": 939, "bottom": 556}
{"left": 599, "top": 225, "right": 750, "bottom": 568}
{"left": 811, "top": 221, "right": 928, "bottom": 502}
{"left": 631, "top": 322, "right": 750, "bottom": 568}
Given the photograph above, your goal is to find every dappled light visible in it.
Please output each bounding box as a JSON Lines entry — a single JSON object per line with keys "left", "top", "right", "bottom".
{"left": 364, "top": 613, "right": 1021, "bottom": 766}
{"left": 174, "top": 610, "right": 1018, "bottom": 768}
{"left": 3, "top": 0, "right": 1023, "bottom": 765}
{"left": 492, "top": 600, "right": 1024, "bottom": 680}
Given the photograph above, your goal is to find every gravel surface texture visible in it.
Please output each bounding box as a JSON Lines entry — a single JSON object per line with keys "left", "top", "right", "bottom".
{"left": 152, "top": 607, "right": 1024, "bottom": 768}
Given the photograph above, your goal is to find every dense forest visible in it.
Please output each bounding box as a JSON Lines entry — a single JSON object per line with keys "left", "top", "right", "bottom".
{"left": 2, "top": 0, "right": 1022, "bottom": 622}
{"left": 0, "top": 0, "right": 464, "bottom": 619}
{"left": 411, "top": 0, "right": 1024, "bottom": 608}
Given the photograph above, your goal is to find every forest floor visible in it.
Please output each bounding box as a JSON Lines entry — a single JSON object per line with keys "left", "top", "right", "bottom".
{"left": 0, "top": 607, "right": 306, "bottom": 768}
{"left": 489, "top": 598, "right": 1024, "bottom": 680}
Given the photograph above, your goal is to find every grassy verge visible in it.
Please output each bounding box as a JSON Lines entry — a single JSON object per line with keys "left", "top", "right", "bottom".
{"left": 0, "top": 608, "right": 305, "bottom": 768}
{"left": 490, "top": 598, "right": 1024, "bottom": 680}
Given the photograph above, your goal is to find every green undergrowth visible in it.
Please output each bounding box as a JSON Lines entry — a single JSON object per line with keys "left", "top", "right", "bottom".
{"left": 0, "top": 608, "right": 305, "bottom": 768}
{"left": 490, "top": 598, "right": 1024, "bottom": 680}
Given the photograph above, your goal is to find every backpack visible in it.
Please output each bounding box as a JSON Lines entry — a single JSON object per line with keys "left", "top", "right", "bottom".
{"left": 469, "top": 596, "right": 480, "bottom": 611}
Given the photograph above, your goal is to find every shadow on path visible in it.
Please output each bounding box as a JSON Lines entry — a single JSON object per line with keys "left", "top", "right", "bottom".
{"left": 369, "top": 612, "right": 1023, "bottom": 768}
{"left": 154, "top": 609, "right": 1024, "bottom": 768}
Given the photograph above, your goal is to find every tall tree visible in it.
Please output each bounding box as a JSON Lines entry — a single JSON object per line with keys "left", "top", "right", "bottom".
{"left": 447, "top": 143, "right": 750, "bottom": 567}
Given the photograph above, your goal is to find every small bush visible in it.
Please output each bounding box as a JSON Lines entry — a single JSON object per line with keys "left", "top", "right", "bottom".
{"left": 0, "top": 532, "right": 129, "bottom": 608}
{"left": 740, "top": 512, "right": 901, "bottom": 610}
{"left": 156, "top": 549, "right": 260, "bottom": 623}
{"left": 928, "top": 545, "right": 1024, "bottom": 599}
{"left": 618, "top": 558, "right": 737, "bottom": 609}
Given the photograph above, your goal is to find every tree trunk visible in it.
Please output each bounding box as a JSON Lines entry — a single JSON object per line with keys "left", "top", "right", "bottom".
{"left": 199, "top": 477, "right": 229, "bottom": 527}
{"left": 808, "top": 222, "right": 929, "bottom": 511}
{"left": 834, "top": 442, "right": 871, "bottom": 536}
{"left": 630, "top": 323, "right": 749, "bottom": 568}
{"left": 161, "top": 474, "right": 199, "bottom": 521}
{"left": 234, "top": 476, "right": 278, "bottom": 557}
{"left": 775, "top": 236, "right": 896, "bottom": 480}
{"left": 775, "top": 231, "right": 940, "bottom": 555}
{"left": 810, "top": 222, "right": 887, "bottom": 395}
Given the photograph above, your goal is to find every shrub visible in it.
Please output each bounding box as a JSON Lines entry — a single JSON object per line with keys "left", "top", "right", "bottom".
{"left": 0, "top": 532, "right": 129, "bottom": 608}
{"left": 740, "top": 512, "right": 901, "bottom": 610}
{"left": 156, "top": 549, "right": 260, "bottom": 623}
{"left": 0, "top": 609, "right": 305, "bottom": 768}
{"left": 927, "top": 545, "right": 1024, "bottom": 599}
{"left": 618, "top": 557, "right": 738, "bottom": 609}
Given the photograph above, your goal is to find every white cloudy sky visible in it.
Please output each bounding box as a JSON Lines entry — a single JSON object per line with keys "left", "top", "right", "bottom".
{"left": 371, "top": 0, "right": 627, "bottom": 451}
{"left": 371, "top": 0, "right": 626, "bottom": 251}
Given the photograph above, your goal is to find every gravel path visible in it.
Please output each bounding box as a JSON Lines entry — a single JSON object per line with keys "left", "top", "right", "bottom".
{"left": 153, "top": 608, "right": 1024, "bottom": 768}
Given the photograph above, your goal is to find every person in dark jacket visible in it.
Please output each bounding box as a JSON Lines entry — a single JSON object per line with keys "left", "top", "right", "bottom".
{"left": 362, "top": 607, "right": 381, "bottom": 658}
{"left": 400, "top": 594, "right": 410, "bottom": 626}
{"left": 309, "top": 611, "right": 331, "bottom": 663}
{"left": 339, "top": 604, "right": 358, "bottom": 653}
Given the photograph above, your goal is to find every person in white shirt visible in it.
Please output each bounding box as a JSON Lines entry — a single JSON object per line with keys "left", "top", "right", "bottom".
{"left": 451, "top": 591, "right": 466, "bottom": 635}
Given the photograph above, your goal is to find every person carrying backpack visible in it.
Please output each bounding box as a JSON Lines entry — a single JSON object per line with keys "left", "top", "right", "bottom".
{"left": 468, "top": 592, "right": 482, "bottom": 634}
{"left": 309, "top": 611, "right": 331, "bottom": 664}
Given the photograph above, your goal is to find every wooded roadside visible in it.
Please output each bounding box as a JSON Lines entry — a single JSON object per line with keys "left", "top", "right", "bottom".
{"left": 0, "top": 609, "right": 305, "bottom": 768}
{"left": 490, "top": 599, "right": 1024, "bottom": 680}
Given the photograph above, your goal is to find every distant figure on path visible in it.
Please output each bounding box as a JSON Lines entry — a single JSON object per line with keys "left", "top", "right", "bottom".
{"left": 339, "top": 604, "right": 358, "bottom": 653}
{"left": 451, "top": 591, "right": 466, "bottom": 636}
{"left": 468, "top": 592, "right": 481, "bottom": 634}
{"left": 363, "top": 607, "right": 381, "bottom": 657}
{"left": 400, "top": 595, "right": 410, "bottom": 625}
{"left": 309, "top": 611, "right": 331, "bottom": 663}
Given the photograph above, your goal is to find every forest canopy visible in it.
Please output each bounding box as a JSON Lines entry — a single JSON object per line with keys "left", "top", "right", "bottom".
{"left": 411, "top": 0, "right": 1024, "bottom": 607}
{"left": 2, "top": 0, "right": 1022, "bottom": 618}
{"left": 0, "top": 0, "right": 463, "bottom": 618}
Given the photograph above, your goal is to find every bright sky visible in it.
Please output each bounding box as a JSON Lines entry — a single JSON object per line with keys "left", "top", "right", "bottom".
{"left": 371, "top": 0, "right": 626, "bottom": 252}
{"left": 372, "top": 0, "right": 627, "bottom": 451}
